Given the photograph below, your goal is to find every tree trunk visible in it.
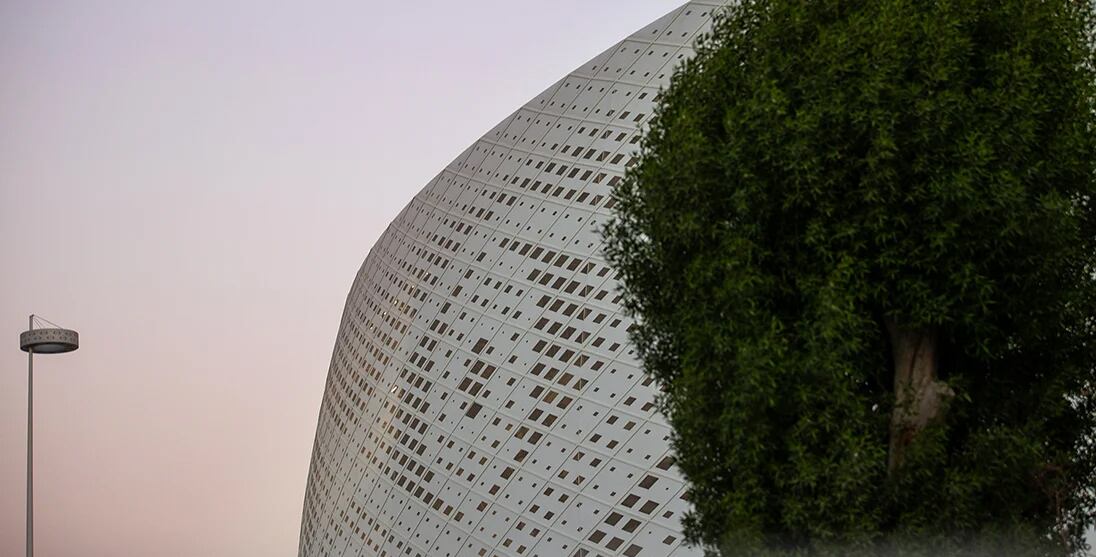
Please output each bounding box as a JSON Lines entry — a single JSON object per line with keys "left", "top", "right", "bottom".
{"left": 886, "top": 319, "right": 954, "bottom": 476}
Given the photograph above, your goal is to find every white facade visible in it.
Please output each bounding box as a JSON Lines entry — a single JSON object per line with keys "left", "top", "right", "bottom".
{"left": 299, "top": 3, "right": 728, "bottom": 556}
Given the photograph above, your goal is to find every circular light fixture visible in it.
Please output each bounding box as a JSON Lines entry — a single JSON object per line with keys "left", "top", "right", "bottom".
{"left": 19, "top": 328, "right": 79, "bottom": 354}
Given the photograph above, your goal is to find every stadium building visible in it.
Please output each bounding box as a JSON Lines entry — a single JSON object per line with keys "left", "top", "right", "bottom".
{"left": 299, "top": 3, "right": 728, "bottom": 556}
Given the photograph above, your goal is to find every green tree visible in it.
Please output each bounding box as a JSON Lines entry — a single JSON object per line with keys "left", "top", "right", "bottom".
{"left": 604, "top": 0, "right": 1096, "bottom": 554}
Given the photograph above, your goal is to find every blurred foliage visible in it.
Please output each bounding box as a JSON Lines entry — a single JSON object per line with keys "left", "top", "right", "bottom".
{"left": 604, "top": 0, "right": 1096, "bottom": 554}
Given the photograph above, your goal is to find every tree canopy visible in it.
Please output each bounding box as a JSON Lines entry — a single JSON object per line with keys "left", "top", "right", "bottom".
{"left": 604, "top": 0, "right": 1096, "bottom": 554}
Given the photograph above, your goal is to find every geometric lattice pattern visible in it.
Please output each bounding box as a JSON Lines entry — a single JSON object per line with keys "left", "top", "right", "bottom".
{"left": 298, "top": 3, "right": 729, "bottom": 556}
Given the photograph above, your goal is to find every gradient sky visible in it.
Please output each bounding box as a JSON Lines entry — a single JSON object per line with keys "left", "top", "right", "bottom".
{"left": 0, "top": 1, "right": 686, "bottom": 555}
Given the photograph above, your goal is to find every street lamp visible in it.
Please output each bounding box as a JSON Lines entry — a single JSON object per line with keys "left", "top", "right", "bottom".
{"left": 19, "top": 315, "right": 79, "bottom": 557}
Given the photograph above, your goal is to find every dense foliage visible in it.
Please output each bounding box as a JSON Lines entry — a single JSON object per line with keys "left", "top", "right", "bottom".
{"left": 604, "top": 0, "right": 1096, "bottom": 554}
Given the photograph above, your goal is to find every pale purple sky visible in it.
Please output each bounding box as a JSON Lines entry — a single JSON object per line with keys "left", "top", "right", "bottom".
{"left": 0, "top": 1, "right": 684, "bottom": 555}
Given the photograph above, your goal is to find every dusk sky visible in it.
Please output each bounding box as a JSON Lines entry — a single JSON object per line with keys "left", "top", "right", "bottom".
{"left": 0, "top": 1, "right": 684, "bottom": 555}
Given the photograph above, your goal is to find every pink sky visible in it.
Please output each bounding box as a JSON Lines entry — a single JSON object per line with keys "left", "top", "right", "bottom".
{"left": 0, "top": 1, "right": 684, "bottom": 555}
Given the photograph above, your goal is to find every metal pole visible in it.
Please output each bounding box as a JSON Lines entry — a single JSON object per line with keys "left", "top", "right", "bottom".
{"left": 27, "top": 314, "right": 33, "bottom": 557}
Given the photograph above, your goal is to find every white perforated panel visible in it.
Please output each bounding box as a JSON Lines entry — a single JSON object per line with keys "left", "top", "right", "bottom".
{"left": 299, "top": 3, "right": 730, "bottom": 556}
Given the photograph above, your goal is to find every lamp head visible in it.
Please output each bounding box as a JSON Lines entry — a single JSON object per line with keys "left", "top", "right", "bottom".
{"left": 20, "top": 328, "right": 79, "bottom": 354}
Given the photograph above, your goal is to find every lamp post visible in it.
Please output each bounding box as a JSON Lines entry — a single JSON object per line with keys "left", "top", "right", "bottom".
{"left": 19, "top": 316, "right": 79, "bottom": 557}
